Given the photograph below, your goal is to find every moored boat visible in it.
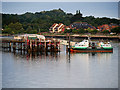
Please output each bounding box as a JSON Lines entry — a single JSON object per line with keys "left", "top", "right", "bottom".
{"left": 70, "top": 39, "right": 113, "bottom": 53}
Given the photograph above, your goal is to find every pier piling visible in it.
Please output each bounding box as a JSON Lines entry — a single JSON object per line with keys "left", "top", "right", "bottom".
{"left": 2, "top": 39, "right": 60, "bottom": 53}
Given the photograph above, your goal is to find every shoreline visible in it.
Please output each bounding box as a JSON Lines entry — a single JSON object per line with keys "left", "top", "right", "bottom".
{"left": 44, "top": 34, "right": 120, "bottom": 40}
{"left": 0, "top": 34, "right": 120, "bottom": 40}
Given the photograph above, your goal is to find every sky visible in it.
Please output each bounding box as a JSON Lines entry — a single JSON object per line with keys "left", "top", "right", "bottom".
{"left": 2, "top": 2, "right": 118, "bottom": 19}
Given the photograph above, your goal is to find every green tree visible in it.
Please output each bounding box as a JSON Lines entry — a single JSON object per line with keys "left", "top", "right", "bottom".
{"left": 90, "top": 29, "right": 98, "bottom": 34}
{"left": 102, "top": 30, "right": 110, "bottom": 34}
{"left": 26, "top": 26, "right": 32, "bottom": 33}
{"left": 3, "top": 22, "right": 24, "bottom": 34}
{"left": 78, "top": 28, "right": 86, "bottom": 34}
{"left": 2, "top": 26, "right": 12, "bottom": 34}
{"left": 29, "top": 30, "right": 37, "bottom": 34}
{"left": 64, "top": 29, "right": 72, "bottom": 33}
{"left": 2, "top": 9, "right": 120, "bottom": 35}
{"left": 111, "top": 27, "right": 120, "bottom": 34}
{"left": 72, "top": 29, "right": 78, "bottom": 33}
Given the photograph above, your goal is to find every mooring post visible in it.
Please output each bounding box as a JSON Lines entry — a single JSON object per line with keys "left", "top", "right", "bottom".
{"left": 49, "top": 39, "right": 51, "bottom": 52}
{"left": 41, "top": 42, "right": 44, "bottom": 52}
{"left": 39, "top": 39, "right": 41, "bottom": 52}
{"left": 68, "top": 33, "right": 70, "bottom": 52}
{"left": 37, "top": 41, "right": 39, "bottom": 52}
{"left": 13, "top": 42, "right": 16, "bottom": 52}
{"left": 66, "top": 45, "right": 68, "bottom": 52}
{"left": 9, "top": 42, "right": 11, "bottom": 52}
{"left": 55, "top": 40, "right": 57, "bottom": 52}
{"left": 20, "top": 42, "right": 22, "bottom": 54}
{"left": 59, "top": 41, "right": 60, "bottom": 52}
{"left": 23, "top": 43, "right": 25, "bottom": 53}
{"left": 46, "top": 41, "right": 48, "bottom": 52}
{"left": 32, "top": 41, "right": 34, "bottom": 51}
{"left": 20, "top": 42, "right": 22, "bottom": 52}
{"left": 45, "top": 39, "right": 46, "bottom": 52}
{"left": 50, "top": 40, "right": 52, "bottom": 52}
{"left": 35, "top": 40, "right": 37, "bottom": 52}
{"left": 30, "top": 40, "right": 32, "bottom": 52}
{"left": 41, "top": 41, "right": 44, "bottom": 52}
{"left": 54, "top": 40, "right": 55, "bottom": 52}
{"left": 51, "top": 39, "right": 53, "bottom": 52}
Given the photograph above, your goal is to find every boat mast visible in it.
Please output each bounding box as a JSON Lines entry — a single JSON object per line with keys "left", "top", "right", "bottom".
{"left": 87, "top": 35, "right": 91, "bottom": 42}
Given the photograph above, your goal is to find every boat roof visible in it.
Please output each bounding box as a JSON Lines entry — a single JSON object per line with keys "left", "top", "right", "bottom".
{"left": 15, "top": 34, "right": 45, "bottom": 40}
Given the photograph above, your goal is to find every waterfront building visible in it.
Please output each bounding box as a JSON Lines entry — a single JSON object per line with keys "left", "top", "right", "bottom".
{"left": 65, "top": 26, "right": 71, "bottom": 30}
{"left": 49, "top": 23, "right": 58, "bottom": 33}
{"left": 70, "top": 22, "right": 96, "bottom": 30}
{"left": 97, "top": 24, "right": 110, "bottom": 31}
{"left": 109, "top": 23, "right": 119, "bottom": 30}
{"left": 49, "top": 23, "right": 65, "bottom": 33}
{"left": 97, "top": 24, "right": 119, "bottom": 32}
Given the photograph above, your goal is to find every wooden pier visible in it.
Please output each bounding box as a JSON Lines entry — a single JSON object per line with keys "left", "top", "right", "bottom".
{"left": 2, "top": 39, "right": 60, "bottom": 53}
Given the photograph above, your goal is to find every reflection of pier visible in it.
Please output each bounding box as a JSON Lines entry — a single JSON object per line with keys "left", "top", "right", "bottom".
{"left": 2, "top": 39, "right": 60, "bottom": 53}
{"left": 11, "top": 51, "right": 60, "bottom": 61}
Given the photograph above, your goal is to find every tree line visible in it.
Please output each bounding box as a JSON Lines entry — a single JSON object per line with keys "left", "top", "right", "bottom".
{"left": 64, "top": 27, "right": 120, "bottom": 35}
{"left": 2, "top": 8, "right": 120, "bottom": 34}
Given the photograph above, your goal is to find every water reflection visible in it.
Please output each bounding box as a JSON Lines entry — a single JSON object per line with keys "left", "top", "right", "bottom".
{"left": 66, "top": 52, "right": 71, "bottom": 63}
{"left": 66, "top": 52, "right": 112, "bottom": 63}
{"left": 2, "top": 45, "right": 117, "bottom": 88}
{"left": 13, "top": 51, "right": 61, "bottom": 61}
{"left": 12, "top": 50, "right": 113, "bottom": 64}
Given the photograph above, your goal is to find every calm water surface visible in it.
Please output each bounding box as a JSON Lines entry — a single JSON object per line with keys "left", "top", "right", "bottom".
{"left": 2, "top": 41, "right": 119, "bottom": 88}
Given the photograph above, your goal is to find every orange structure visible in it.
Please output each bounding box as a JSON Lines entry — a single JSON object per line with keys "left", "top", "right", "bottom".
{"left": 97, "top": 24, "right": 119, "bottom": 32}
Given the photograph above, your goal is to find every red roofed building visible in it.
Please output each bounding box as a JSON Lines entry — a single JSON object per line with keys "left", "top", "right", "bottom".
{"left": 49, "top": 23, "right": 58, "bottom": 33}
{"left": 97, "top": 24, "right": 110, "bottom": 31}
{"left": 109, "top": 23, "right": 119, "bottom": 30}
{"left": 49, "top": 23, "right": 65, "bottom": 33}
{"left": 97, "top": 24, "right": 119, "bottom": 32}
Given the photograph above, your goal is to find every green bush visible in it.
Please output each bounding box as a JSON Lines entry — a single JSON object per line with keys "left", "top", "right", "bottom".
{"left": 64, "top": 29, "right": 72, "bottom": 33}
{"left": 111, "top": 27, "right": 120, "bottom": 34}
{"left": 90, "top": 29, "right": 98, "bottom": 34}
{"left": 102, "top": 30, "right": 110, "bottom": 34}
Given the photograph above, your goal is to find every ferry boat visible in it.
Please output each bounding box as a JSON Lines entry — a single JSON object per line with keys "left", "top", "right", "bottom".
{"left": 70, "top": 39, "right": 113, "bottom": 53}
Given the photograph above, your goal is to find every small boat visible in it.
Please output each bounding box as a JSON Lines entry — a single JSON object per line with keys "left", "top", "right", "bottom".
{"left": 70, "top": 39, "right": 113, "bottom": 53}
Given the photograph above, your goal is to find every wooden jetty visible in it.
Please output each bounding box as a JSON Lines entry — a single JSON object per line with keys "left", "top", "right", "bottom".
{"left": 2, "top": 39, "right": 60, "bottom": 53}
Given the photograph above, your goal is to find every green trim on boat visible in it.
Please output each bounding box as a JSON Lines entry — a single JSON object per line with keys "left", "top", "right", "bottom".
{"left": 72, "top": 46, "right": 87, "bottom": 49}
{"left": 103, "top": 47, "right": 113, "bottom": 49}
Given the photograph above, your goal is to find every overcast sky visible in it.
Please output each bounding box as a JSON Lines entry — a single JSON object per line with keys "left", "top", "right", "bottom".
{"left": 1, "top": 0, "right": 119, "bottom": 18}
{"left": 2, "top": 2, "right": 118, "bottom": 19}
{"left": 1, "top": 0, "right": 120, "bottom": 2}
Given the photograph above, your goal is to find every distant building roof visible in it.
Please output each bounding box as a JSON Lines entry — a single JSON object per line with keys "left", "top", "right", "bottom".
{"left": 70, "top": 22, "right": 96, "bottom": 29}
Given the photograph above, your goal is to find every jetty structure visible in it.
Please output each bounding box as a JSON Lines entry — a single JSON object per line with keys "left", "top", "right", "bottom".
{"left": 2, "top": 34, "right": 60, "bottom": 53}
